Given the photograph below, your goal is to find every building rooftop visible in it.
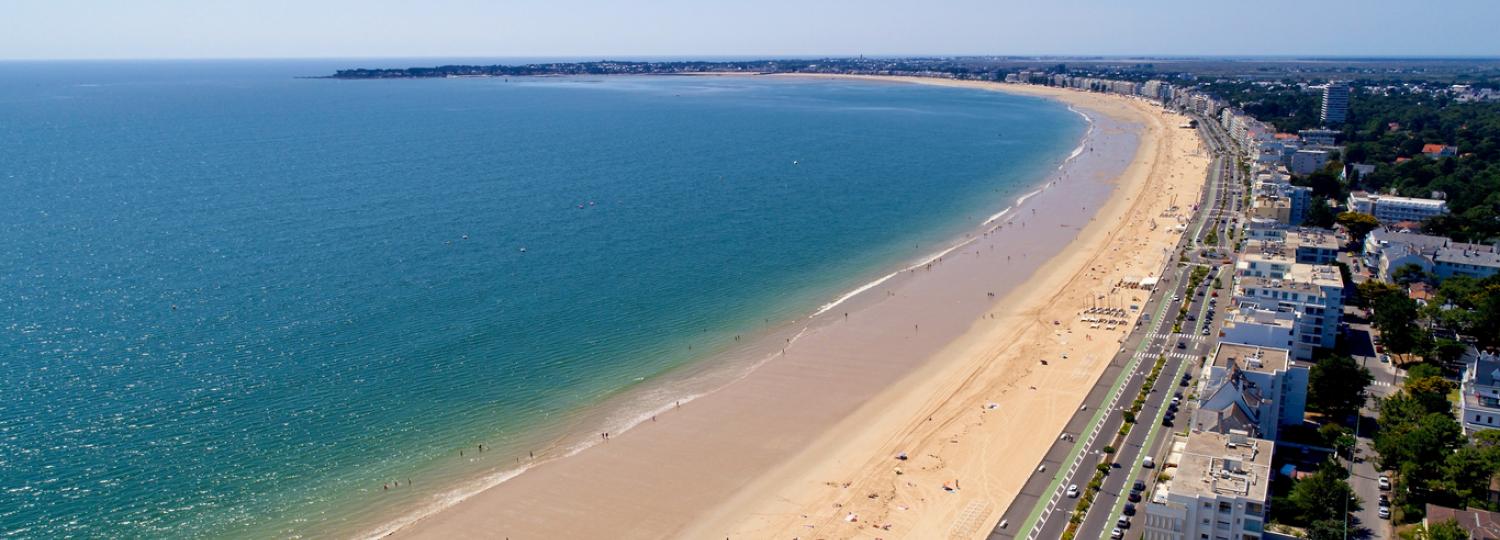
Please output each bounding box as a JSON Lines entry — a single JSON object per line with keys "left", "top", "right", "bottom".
{"left": 1222, "top": 306, "right": 1296, "bottom": 332}
{"left": 1287, "top": 229, "right": 1340, "bottom": 251}
{"left": 1436, "top": 247, "right": 1500, "bottom": 269}
{"left": 1238, "top": 264, "right": 1343, "bottom": 292}
{"left": 1166, "top": 431, "right": 1273, "bottom": 501}
{"left": 1212, "top": 342, "right": 1291, "bottom": 375}
{"left": 1468, "top": 352, "right": 1500, "bottom": 389}
{"left": 1371, "top": 228, "right": 1497, "bottom": 258}
{"left": 1426, "top": 504, "right": 1500, "bottom": 539}
{"left": 1373, "top": 194, "right": 1448, "bottom": 208}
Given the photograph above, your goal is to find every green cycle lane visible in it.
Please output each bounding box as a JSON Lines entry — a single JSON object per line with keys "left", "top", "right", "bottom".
{"left": 1013, "top": 264, "right": 1189, "bottom": 539}
{"left": 1094, "top": 346, "right": 1196, "bottom": 540}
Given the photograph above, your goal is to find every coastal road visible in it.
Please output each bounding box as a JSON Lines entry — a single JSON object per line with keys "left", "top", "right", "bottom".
{"left": 1086, "top": 264, "right": 1226, "bottom": 540}
{"left": 987, "top": 264, "right": 1200, "bottom": 540}
{"left": 993, "top": 111, "right": 1237, "bottom": 540}
{"left": 1081, "top": 114, "right": 1252, "bottom": 540}
{"left": 1002, "top": 108, "right": 1236, "bottom": 540}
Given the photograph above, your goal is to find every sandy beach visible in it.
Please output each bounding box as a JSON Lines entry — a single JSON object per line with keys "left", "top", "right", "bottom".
{"left": 385, "top": 76, "right": 1209, "bottom": 540}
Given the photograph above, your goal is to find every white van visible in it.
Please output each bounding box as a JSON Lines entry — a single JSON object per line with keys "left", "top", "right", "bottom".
{"left": 1142, "top": 456, "right": 1155, "bottom": 468}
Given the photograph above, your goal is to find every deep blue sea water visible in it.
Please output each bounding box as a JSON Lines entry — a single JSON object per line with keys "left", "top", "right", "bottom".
{"left": 0, "top": 60, "right": 1083, "bottom": 537}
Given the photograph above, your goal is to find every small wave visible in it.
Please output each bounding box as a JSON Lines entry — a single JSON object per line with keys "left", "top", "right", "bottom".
{"left": 1057, "top": 106, "right": 1094, "bottom": 170}
{"left": 812, "top": 270, "right": 900, "bottom": 316}
{"left": 982, "top": 206, "right": 1013, "bottom": 226}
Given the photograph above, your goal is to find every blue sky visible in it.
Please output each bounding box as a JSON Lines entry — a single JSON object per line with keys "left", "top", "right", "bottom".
{"left": 2, "top": 0, "right": 1496, "bottom": 60}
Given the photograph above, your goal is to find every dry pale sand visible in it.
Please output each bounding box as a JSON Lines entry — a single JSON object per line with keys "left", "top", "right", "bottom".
{"left": 687, "top": 76, "right": 1210, "bottom": 539}
{"left": 386, "top": 76, "right": 1209, "bottom": 540}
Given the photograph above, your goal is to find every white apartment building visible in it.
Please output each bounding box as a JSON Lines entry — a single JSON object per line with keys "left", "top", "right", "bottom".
{"left": 1362, "top": 228, "right": 1500, "bottom": 282}
{"left": 1460, "top": 351, "right": 1500, "bottom": 435}
{"left": 1142, "top": 431, "right": 1273, "bottom": 540}
{"left": 1321, "top": 83, "right": 1350, "bottom": 125}
{"left": 1288, "top": 148, "right": 1331, "bottom": 176}
{"left": 1193, "top": 343, "right": 1308, "bottom": 440}
{"left": 1346, "top": 191, "right": 1449, "bottom": 224}
{"left": 1223, "top": 257, "right": 1344, "bottom": 360}
{"left": 1284, "top": 229, "right": 1340, "bottom": 265}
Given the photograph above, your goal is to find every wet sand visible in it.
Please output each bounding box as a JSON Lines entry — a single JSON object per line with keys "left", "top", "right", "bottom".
{"left": 386, "top": 77, "right": 1209, "bottom": 539}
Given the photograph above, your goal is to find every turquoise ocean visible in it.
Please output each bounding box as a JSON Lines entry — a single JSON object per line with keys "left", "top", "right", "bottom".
{"left": 0, "top": 60, "right": 1084, "bottom": 537}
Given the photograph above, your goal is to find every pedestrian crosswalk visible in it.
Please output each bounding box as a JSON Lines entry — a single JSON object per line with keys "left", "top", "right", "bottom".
{"left": 1144, "top": 332, "right": 1208, "bottom": 343}
{"left": 1134, "top": 351, "right": 1200, "bottom": 362}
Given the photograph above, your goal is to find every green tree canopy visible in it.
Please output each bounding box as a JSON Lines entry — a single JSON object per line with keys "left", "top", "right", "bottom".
{"left": 1308, "top": 355, "right": 1374, "bottom": 420}
{"left": 1290, "top": 459, "right": 1360, "bottom": 523}
{"left": 1394, "top": 263, "right": 1434, "bottom": 286}
{"left": 1337, "top": 211, "right": 1381, "bottom": 241}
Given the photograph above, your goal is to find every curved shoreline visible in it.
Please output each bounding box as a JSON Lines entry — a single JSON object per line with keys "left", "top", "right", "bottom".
{"left": 372, "top": 77, "right": 1195, "bottom": 540}
{"left": 353, "top": 78, "right": 1093, "bottom": 540}
{"left": 690, "top": 76, "right": 1208, "bottom": 539}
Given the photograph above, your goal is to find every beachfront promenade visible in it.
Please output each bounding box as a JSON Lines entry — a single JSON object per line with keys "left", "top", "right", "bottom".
{"left": 992, "top": 111, "right": 1243, "bottom": 540}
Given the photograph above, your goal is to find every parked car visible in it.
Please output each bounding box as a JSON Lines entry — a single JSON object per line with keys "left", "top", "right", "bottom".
{"left": 1123, "top": 503, "right": 1137, "bottom": 516}
{"left": 1118, "top": 515, "right": 1131, "bottom": 529}
{"left": 1133, "top": 480, "right": 1146, "bottom": 492}
{"left": 1128, "top": 491, "right": 1141, "bottom": 502}
{"left": 1378, "top": 505, "right": 1391, "bottom": 519}
{"left": 1111, "top": 527, "right": 1124, "bottom": 539}
{"left": 1379, "top": 475, "right": 1391, "bottom": 490}
{"left": 1142, "top": 456, "right": 1155, "bottom": 468}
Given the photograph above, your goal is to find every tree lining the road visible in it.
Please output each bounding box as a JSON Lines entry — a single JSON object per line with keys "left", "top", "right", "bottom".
{"left": 1358, "top": 281, "right": 1429, "bottom": 362}
{"left": 1375, "top": 366, "right": 1500, "bottom": 523}
{"left": 1308, "top": 355, "right": 1375, "bottom": 421}
{"left": 1273, "top": 458, "right": 1360, "bottom": 535}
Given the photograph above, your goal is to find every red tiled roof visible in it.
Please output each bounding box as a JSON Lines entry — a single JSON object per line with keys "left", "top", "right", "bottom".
{"left": 1427, "top": 504, "right": 1500, "bottom": 539}
{"left": 1423, "top": 143, "right": 1448, "bottom": 154}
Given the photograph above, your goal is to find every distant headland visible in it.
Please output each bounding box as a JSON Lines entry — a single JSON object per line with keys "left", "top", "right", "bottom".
{"left": 327, "top": 58, "right": 958, "bottom": 79}
{"left": 326, "top": 56, "right": 1500, "bottom": 83}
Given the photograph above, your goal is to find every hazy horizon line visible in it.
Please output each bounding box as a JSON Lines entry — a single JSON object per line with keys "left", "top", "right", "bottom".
{"left": 5, "top": 53, "right": 1500, "bottom": 63}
